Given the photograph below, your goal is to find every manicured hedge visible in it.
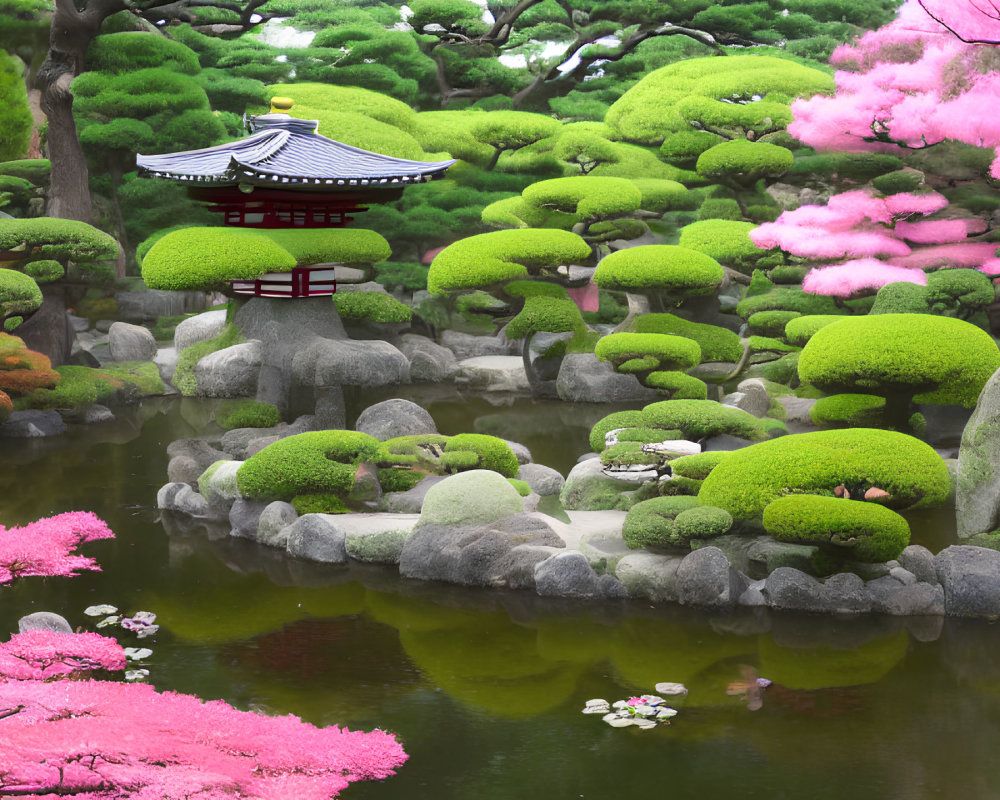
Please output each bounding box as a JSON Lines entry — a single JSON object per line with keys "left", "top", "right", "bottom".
{"left": 333, "top": 291, "right": 412, "bottom": 323}
{"left": 668, "top": 451, "right": 729, "bottom": 480}
{"left": 784, "top": 315, "right": 845, "bottom": 346}
{"left": 809, "top": 393, "right": 886, "bottom": 428}
{"left": 237, "top": 430, "right": 383, "bottom": 501}
{"left": 762, "top": 494, "right": 911, "bottom": 563}
{"left": 0, "top": 217, "right": 117, "bottom": 262}
{"left": 641, "top": 399, "right": 772, "bottom": 442}
{"left": 595, "top": 332, "right": 701, "bottom": 372}
{"left": 263, "top": 228, "right": 390, "bottom": 267}
{"left": 634, "top": 313, "right": 742, "bottom": 363}
{"left": 0, "top": 159, "right": 50, "bottom": 186}
{"left": 736, "top": 286, "right": 843, "bottom": 319}
{"left": 677, "top": 220, "right": 765, "bottom": 272}
{"left": 22, "top": 260, "right": 63, "bottom": 283}
{"left": 521, "top": 176, "right": 642, "bottom": 222}
{"left": 698, "top": 428, "right": 951, "bottom": 519}
{"left": 749, "top": 310, "right": 800, "bottom": 338}
{"left": 0, "top": 268, "right": 42, "bottom": 322}
{"left": 593, "top": 245, "right": 723, "bottom": 294}
{"left": 142, "top": 227, "right": 295, "bottom": 291}
{"left": 798, "top": 313, "right": 1000, "bottom": 407}
{"left": 696, "top": 140, "right": 793, "bottom": 183}
{"left": 443, "top": 433, "right": 519, "bottom": 477}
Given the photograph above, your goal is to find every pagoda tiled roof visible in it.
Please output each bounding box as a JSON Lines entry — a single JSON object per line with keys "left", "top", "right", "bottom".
{"left": 136, "top": 114, "right": 455, "bottom": 189}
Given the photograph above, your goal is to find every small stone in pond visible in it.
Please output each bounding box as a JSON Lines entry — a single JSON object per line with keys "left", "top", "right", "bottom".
{"left": 607, "top": 717, "right": 634, "bottom": 728}
{"left": 585, "top": 698, "right": 609, "bottom": 708}
{"left": 654, "top": 682, "right": 688, "bottom": 696}
{"left": 634, "top": 718, "right": 657, "bottom": 730}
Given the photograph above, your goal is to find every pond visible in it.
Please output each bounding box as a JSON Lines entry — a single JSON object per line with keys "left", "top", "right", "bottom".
{"left": 3, "top": 396, "right": 999, "bottom": 800}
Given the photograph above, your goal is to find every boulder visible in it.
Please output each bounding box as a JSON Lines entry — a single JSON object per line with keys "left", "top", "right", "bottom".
{"left": 777, "top": 396, "right": 818, "bottom": 426}
{"left": 866, "top": 575, "right": 944, "bottom": 616}
{"left": 517, "top": 463, "right": 564, "bottom": 497}
{"left": 440, "top": 330, "right": 518, "bottom": 360}
{"left": 345, "top": 528, "right": 414, "bottom": 564}
{"left": 559, "top": 457, "right": 637, "bottom": 511}
{"left": 116, "top": 289, "right": 208, "bottom": 322}
{"left": 721, "top": 379, "right": 771, "bottom": 418}
{"left": 194, "top": 341, "right": 262, "bottom": 398}
{"left": 153, "top": 346, "right": 178, "bottom": 387}
{"left": 293, "top": 338, "right": 409, "bottom": 388}
{"left": 256, "top": 501, "right": 298, "bottom": 548}
{"left": 957, "top": 366, "right": 1000, "bottom": 538}
{"left": 400, "top": 513, "right": 564, "bottom": 589}
{"left": 229, "top": 498, "right": 270, "bottom": 540}
{"left": 935, "top": 545, "right": 1000, "bottom": 617}
{"left": 82, "top": 404, "right": 114, "bottom": 424}
{"left": 764, "top": 568, "right": 872, "bottom": 614}
{"left": 354, "top": 398, "right": 437, "bottom": 441}
{"left": 379, "top": 475, "right": 447, "bottom": 513}
{"left": 505, "top": 439, "right": 533, "bottom": 465}
{"left": 285, "top": 514, "right": 348, "bottom": 563}
{"left": 419, "top": 470, "right": 524, "bottom": 527}
{"left": 0, "top": 410, "right": 67, "bottom": 438}
{"left": 166, "top": 438, "right": 226, "bottom": 485}
{"left": 555, "top": 353, "right": 658, "bottom": 403}
{"left": 174, "top": 309, "right": 228, "bottom": 351}
{"left": 396, "top": 333, "right": 459, "bottom": 382}
{"left": 199, "top": 460, "right": 242, "bottom": 518}
{"left": 108, "top": 322, "right": 157, "bottom": 362}
{"left": 156, "top": 482, "right": 187, "bottom": 510}
{"left": 169, "top": 484, "right": 210, "bottom": 517}
{"left": 457, "top": 356, "right": 530, "bottom": 392}
{"left": 898, "top": 545, "right": 938, "bottom": 585}
{"left": 676, "top": 547, "right": 748, "bottom": 608}
{"left": 534, "top": 551, "right": 627, "bottom": 599}
{"left": 18, "top": 611, "right": 73, "bottom": 634}
{"left": 614, "top": 552, "right": 685, "bottom": 602}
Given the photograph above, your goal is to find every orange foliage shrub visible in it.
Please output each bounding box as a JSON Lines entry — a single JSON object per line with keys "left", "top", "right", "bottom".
{"left": 0, "top": 333, "right": 59, "bottom": 396}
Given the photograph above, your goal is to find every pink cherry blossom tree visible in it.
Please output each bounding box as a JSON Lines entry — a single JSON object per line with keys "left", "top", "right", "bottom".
{"left": 0, "top": 510, "right": 114, "bottom": 585}
{"left": 788, "top": 0, "right": 1000, "bottom": 179}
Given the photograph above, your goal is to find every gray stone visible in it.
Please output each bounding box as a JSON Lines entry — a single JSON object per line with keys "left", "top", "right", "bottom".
{"left": 229, "top": 498, "right": 270, "bottom": 540}
{"left": 345, "top": 529, "right": 413, "bottom": 564}
{"left": 899, "top": 545, "right": 938, "bottom": 585}
{"left": 738, "top": 579, "right": 767, "bottom": 607}
{"left": 69, "top": 314, "right": 90, "bottom": 333}
{"left": 171, "top": 484, "right": 210, "bottom": 517}
{"left": 534, "top": 551, "right": 622, "bottom": 599}
{"left": 18, "top": 611, "right": 73, "bottom": 634}
{"left": 517, "top": 463, "right": 564, "bottom": 496}
{"left": 419, "top": 470, "right": 524, "bottom": 526}
{"left": 199, "top": 460, "right": 242, "bottom": 518}
{"left": 917, "top": 403, "right": 972, "bottom": 448}
{"left": 257, "top": 501, "right": 298, "bottom": 548}
{"left": 174, "top": 309, "right": 228, "bottom": 351}
{"left": 355, "top": 398, "right": 437, "bottom": 441}
{"left": 293, "top": 338, "right": 409, "bottom": 388}
{"left": 614, "top": 552, "right": 684, "bottom": 602}
{"left": 400, "top": 512, "right": 564, "bottom": 589}
{"left": 156, "top": 482, "right": 187, "bottom": 509}
{"left": 702, "top": 434, "right": 756, "bottom": 451}
{"left": 194, "top": 341, "right": 262, "bottom": 398}
{"left": 116, "top": 289, "right": 208, "bottom": 322}
{"left": 777, "top": 396, "right": 818, "bottom": 425}
{"left": 764, "top": 568, "right": 872, "bottom": 614}
{"left": 440, "top": 330, "right": 518, "bottom": 360}
{"left": 83, "top": 404, "right": 114, "bottom": 424}
{"left": 866, "top": 575, "right": 945, "bottom": 616}
{"left": 154, "top": 346, "right": 178, "bottom": 387}
{"left": 935, "top": 545, "right": 1000, "bottom": 617}
{"left": 108, "top": 321, "right": 157, "bottom": 362}
{"left": 744, "top": 537, "right": 819, "bottom": 579}
{"left": 957, "top": 366, "right": 1000, "bottom": 537}
{"left": 396, "top": 333, "right": 459, "bottom": 382}
{"left": 556, "top": 353, "right": 658, "bottom": 403}
{"left": 166, "top": 438, "right": 225, "bottom": 484}
{"left": 379, "top": 475, "right": 447, "bottom": 513}
{"left": 167, "top": 455, "right": 203, "bottom": 486}
{"left": 559, "top": 457, "right": 637, "bottom": 511}
{"left": 313, "top": 387, "right": 346, "bottom": 429}
{"left": 457, "top": 356, "right": 530, "bottom": 392}
{"left": 888, "top": 566, "right": 917, "bottom": 586}
{"left": 505, "top": 439, "right": 532, "bottom": 465}
{"left": 285, "top": 514, "right": 348, "bottom": 563}
{"left": 676, "top": 547, "right": 748, "bottom": 608}
{"left": 733, "top": 378, "right": 772, "bottom": 417}
{"left": 0, "top": 410, "right": 67, "bottom": 438}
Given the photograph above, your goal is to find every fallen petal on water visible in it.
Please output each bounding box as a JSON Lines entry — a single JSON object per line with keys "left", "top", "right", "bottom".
{"left": 123, "top": 647, "right": 153, "bottom": 661}
{"left": 634, "top": 718, "right": 657, "bottom": 730}
{"left": 654, "top": 682, "right": 688, "bottom": 696}
{"left": 95, "top": 615, "right": 120, "bottom": 628}
{"left": 606, "top": 717, "right": 634, "bottom": 728}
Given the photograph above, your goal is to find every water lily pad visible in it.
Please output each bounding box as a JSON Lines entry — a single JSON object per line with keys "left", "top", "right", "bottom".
{"left": 84, "top": 604, "right": 118, "bottom": 616}
{"left": 123, "top": 647, "right": 153, "bottom": 661}
{"left": 654, "top": 682, "right": 688, "bottom": 695}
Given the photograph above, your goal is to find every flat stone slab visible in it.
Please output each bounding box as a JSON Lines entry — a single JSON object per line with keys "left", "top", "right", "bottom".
{"left": 457, "top": 356, "right": 530, "bottom": 392}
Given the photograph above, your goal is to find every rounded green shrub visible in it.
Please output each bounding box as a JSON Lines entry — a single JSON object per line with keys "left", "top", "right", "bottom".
{"left": 668, "top": 451, "right": 729, "bottom": 480}
{"left": 769, "top": 265, "right": 809, "bottom": 284}
{"left": 697, "top": 198, "right": 743, "bottom": 221}
{"left": 593, "top": 245, "right": 723, "bottom": 295}
{"left": 871, "top": 170, "right": 924, "bottom": 195}
{"left": 443, "top": 433, "right": 519, "bottom": 477}
{"left": 595, "top": 332, "right": 701, "bottom": 371}
{"left": 0, "top": 268, "right": 42, "bottom": 322}
{"left": 798, "top": 314, "right": 1000, "bottom": 408}
{"left": 264, "top": 228, "right": 391, "bottom": 266}
{"left": 0, "top": 159, "right": 50, "bottom": 186}
{"left": 635, "top": 313, "right": 742, "bottom": 363}
{"left": 698, "top": 428, "right": 951, "bottom": 520}
{"left": 645, "top": 370, "right": 708, "bottom": 399}
{"left": 660, "top": 130, "right": 724, "bottom": 165}
{"left": 521, "top": 176, "right": 642, "bottom": 221}
{"left": 22, "top": 260, "right": 63, "bottom": 283}
{"left": 784, "top": 315, "right": 845, "bottom": 346}
{"left": 673, "top": 506, "right": 733, "bottom": 542}
{"left": 589, "top": 410, "right": 645, "bottom": 452}
{"left": 641, "top": 399, "right": 770, "bottom": 442}
{"left": 677, "top": 219, "right": 765, "bottom": 273}
{"left": 737, "top": 286, "right": 843, "bottom": 319}
{"left": 142, "top": 227, "right": 295, "bottom": 291}
{"left": 616, "top": 427, "right": 683, "bottom": 444}
{"left": 216, "top": 400, "right": 280, "bottom": 430}
{"left": 622, "top": 495, "right": 701, "bottom": 549}
{"left": 237, "top": 430, "right": 383, "bottom": 501}
{"left": 749, "top": 310, "right": 800, "bottom": 338}
{"left": 762, "top": 494, "right": 911, "bottom": 563}
{"left": 333, "top": 291, "right": 412, "bottom": 323}
{"left": 696, "top": 140, "right": 793, "bottom": 184}
{"left": 809, "top": 394, "right": 886, "bottom": 428}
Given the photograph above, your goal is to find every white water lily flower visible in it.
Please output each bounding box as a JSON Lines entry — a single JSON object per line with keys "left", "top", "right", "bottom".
{"left": 95, "top": 615, "right": 120, "bottom": 628}
{"left": 634, "top": 718, "right": 657, "bottom": 730}
{"left": 612, "top": 700, "right": 628, "bottom": 709}
{"left": 84, "top": 605, "right": 118, "bottom": 616}
{"left": 657, "top": 707, "right": 678, "bottom": 719}
{"left": 131, "top": 611, "right": 157, "bottom": 624}
{"left": 123, "top": 647, "right": 153, "bottom": 661}
{"left": 585, "top": 698, "right": 609, "bottom": 708}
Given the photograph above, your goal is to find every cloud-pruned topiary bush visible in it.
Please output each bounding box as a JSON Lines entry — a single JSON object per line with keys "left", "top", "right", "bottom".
{"left": 698, "top": 428, "right": 951, "bottom": 520}
{"left": 678, "top": 220, "right": 775, "bottom": 274}
{"left": 634, "top": 314, "right": 742, "bottom": 363}
{"left": 0, "top": 268, "right": 43, "bottom": 328}
{"left": 622, "top": 495, "right": 732, "bottom": 549}
{"left": 762, "top": 494, "right": 911, "bottom": 563}
{"left": 641, "top": 399, "right": 774, "bottom": 442}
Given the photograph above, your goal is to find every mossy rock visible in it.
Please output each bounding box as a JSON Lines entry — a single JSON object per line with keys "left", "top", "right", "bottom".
{"left": 762, "top": 494, "right": 911, "bottom": 563}
{"left": 589, "top": 410, "right": 645, "bottom": 452}
{"left": 641, "top": 399, "right": 771, "bottom": 441}
{"left": 216, "top": 399, "right": 280, "bottom": 430}
{"left": 333, "top": 291, "right": 412, "bottom": 323}
{"left": 419, "top": 469, "right": 524, "bottom": 525}
{"left": 809, "top": 393, "right": 886, "bottom": 428}
{"left": 748, "top": 310, "right": 800, "bottom": 338}
{"left": 237, "top": 430, "right": 383, "bottom": 501}
{"left": 622, "top": 495, "right": 723, "bottom": 549}
{"left": 593, "top": 245, "right": 723, "bottom": 295}
{"left": 698, "top": 428, "right": 951, "bottom": 520}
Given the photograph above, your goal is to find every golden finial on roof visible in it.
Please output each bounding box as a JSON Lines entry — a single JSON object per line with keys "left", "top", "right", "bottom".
{"left": 270, "top": 97, "right": 294, "bottom": 114}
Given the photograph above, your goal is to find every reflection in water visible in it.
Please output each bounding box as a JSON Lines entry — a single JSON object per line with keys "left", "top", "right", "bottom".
{"left": 4, "top": 396, "right": 1000, "bottom": 799}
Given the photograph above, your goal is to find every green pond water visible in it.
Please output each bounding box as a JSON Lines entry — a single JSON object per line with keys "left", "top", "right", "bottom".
{"left": 3, "top": 396, "right": 1000, "bottom": 799}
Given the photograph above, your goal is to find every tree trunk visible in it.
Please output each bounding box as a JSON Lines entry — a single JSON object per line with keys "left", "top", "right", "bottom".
{"left": 612, "top": 292, "right": 650, "bottom": 332}
{"left": 883, "top": 392, "right": 914, "bottom": 432}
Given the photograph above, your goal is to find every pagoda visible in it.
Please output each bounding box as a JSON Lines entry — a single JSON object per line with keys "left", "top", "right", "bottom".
{"left": 136, "top": 97, "right": 454, "bottom": 297}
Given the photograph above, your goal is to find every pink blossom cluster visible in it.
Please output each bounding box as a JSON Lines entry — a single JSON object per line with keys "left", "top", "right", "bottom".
{"left": 0, "top": 630, "right": 126, "bottom": 681}
{"left": 802, "top": 259, "right": 927, "bottom": 296}
{"left": 788, "top": 0, "right": 1000, "bottom": 179}
{"left": 0, "top": 678, "right": 408, "bottom": 799}
{"left": 0, "top": 511, "right": 114, "bottom": 585}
